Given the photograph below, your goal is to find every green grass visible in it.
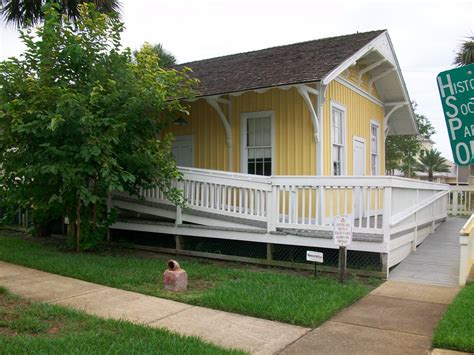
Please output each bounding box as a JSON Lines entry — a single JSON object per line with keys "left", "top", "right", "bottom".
{"left": 0, "top": 286, "right": 243, "bottom": 355}
{"left": 433, "top": 281, "right": 474, "bottom": 352}
{"left": 0, "top": 234, "right": 376, "bottom": 327}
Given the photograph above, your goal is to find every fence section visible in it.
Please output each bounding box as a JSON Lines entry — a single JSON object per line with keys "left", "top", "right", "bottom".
{"left": 449, "top": 186, "right": 474, "bottom": 216}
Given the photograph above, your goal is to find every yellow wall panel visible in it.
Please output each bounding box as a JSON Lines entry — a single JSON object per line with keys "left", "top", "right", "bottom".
{"left": 323, "top": 80, "right": 385, "bottom": 176}
{"left": 168, "top": 79, "right": 384, "bottom": 178}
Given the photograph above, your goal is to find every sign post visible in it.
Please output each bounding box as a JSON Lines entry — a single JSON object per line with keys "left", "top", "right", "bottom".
{"left": 333, "top": 215, "right": 352, "bottom": 283}
{"left": 436, "top": 64, "right": 474, "bottom": 165}
{"left": 306, "top": 250, "right": 323, "bottom": 278}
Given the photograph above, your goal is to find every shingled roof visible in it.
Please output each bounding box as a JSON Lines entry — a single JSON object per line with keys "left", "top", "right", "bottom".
{"left": 174, "top": 30, "right": 385, "bottom": 97}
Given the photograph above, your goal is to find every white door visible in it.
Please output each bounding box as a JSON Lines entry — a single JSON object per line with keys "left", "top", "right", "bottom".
{"left": 353, "top": 138, "right": 366, "bottom": 219}
{"left": 171, "top": 136, "right": 194, "bottom": 167}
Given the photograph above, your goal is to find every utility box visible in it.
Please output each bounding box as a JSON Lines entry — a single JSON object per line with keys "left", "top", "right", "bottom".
{"left": 163, "top": 260, "right": 187, "bottom": 292}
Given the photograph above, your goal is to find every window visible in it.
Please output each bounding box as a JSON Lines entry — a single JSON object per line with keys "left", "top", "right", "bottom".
{"left": 242, "top": 113, "right": 273, "bottom": 176}
{"left": 331, "top": 105, "right": 345, "bottom": 175}
{"left": 370, "top": 122, "right": 380, "bottom": 175}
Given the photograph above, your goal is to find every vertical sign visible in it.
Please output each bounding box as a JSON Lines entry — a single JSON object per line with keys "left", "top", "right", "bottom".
{"left": 436, "top": 64, "right": 474, "bottom": 165}
{"left": 334, "top": 215, "right": 352, "bottom": 283}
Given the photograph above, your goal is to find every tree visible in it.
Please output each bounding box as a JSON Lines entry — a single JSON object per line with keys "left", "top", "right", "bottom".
{"left": 1, "top": 0, "right": 120, "bottom": 27}
{"left": 416, "top": 149, "right": 451, "bottom": 182}
{"left": 0, "top": 3, "right": 197, "bottom": 250}
{"left": 385, "top": 102, "right": 435, "bottom": 176}
{"left": 134, "top": 43, "right": 177, "bottom": 68}
{"left": 454, "top": 36, "right": 474, "bottom": 67}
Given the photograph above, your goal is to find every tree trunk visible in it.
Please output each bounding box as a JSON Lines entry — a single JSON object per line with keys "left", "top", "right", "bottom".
{"left": 92, "top": 204, "right": 97, "bottom": 232}
{"left": 76, "top": 198, "right": 81, "bottom": 252}
{"left": 429, "top": 170, "right": 433, "bottom": 182}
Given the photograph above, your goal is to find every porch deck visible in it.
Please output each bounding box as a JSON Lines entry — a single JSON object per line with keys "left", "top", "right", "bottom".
{"left": 389, "top": 217, "right": 467, "bottom": 286}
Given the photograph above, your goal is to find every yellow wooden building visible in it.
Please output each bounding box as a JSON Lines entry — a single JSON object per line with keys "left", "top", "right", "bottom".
{"left": 112, "top": 30, "right": 451, "bottom": 277}
{"left": 168, "top": 30, "right": 417, "bottom": 179}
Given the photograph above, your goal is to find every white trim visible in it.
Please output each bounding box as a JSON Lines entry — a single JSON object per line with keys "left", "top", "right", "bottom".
{"left": 384, "top": 103, "right": 406, "bottom": 136}
{"left": 370, "top": 120, "right": 381, "bottom": 175}
{"left": 205, "top": 98, "right": 233, "bottom": 170}
{"left": 357, "top": 59, "right": 388, "bottom": 81}
{"left": 321, "top": 31, "right": 417, "bottom": 135}
{"left": 384, "top": 32, "right": 418, "bottom": 135}
{"left": 334, "top": 77, "right": 384, "bottom": 108}
{"left": 240, "top": 111, "right": 276, "bottom": 175}
{"left": 296, "top": 84, "right": 320, "bottom": 143}
{"left": 330, "top": 101, "right": 347, "bottom": 176}
{"left": 368, "top": 68, "right": 397, "bottom": 90}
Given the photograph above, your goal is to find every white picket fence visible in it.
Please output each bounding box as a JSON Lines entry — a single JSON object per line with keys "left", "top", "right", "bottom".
{"left": 449, "top": 186, "right": 474, "bottom": 216}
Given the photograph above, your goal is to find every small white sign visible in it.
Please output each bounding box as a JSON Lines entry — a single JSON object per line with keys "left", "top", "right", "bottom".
{"left": 333, "top": 215, "right": 353, "bottom": 247}
{"left": 306, "top": 250, "right": 323, "bottom": 263}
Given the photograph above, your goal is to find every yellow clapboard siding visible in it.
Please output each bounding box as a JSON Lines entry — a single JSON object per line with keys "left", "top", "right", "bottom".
{"left": 323, "top": 80, "right": 385, "bottom": 176}
{"left": 168, "top": 77, "right": 384, "bottom": 180}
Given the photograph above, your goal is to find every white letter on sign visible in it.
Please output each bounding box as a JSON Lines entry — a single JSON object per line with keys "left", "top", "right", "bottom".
{"left": 445, "top": 96, "right": 458, "bottom": 118}
{"left": 448, "top": 117, "right": 463, "bottom": 140}
{"left": 456, "top": 142, "right": 471, "bottom": 165}
{"left": 438, "top": 74, "right": 454, "bottom": 98}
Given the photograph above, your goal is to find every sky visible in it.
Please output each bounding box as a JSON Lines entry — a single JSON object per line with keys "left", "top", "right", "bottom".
{"left": 1, "top": 0, "right": 473, "bottom": 160}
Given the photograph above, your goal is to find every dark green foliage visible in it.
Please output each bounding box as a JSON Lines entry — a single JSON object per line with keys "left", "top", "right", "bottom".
{"left": 433, "top": 282, "right": 474, "bottom": 352}
{"left": 0, "top": 3, "right": 196, "bottom": 250}
{"left": 133, "top": 42, "right": 177, "bottom": 68}
{"left": 454, "top": 36, "right": 474, "bottom": 67}
{"left": 416, "top": 149, "right": 451, "bottom": 181}
{"left": 1, "top": 0, "right": 121, "bottom": 27}
{"left": 385, "top": 102, "right": 435, "bottom": 177}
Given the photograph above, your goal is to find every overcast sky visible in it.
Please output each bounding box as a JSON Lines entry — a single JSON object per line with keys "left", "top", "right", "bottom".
{"left": 1, "top": 0, "right": 473, "bottom": 160}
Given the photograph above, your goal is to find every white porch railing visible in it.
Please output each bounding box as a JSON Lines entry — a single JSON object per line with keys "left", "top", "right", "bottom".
{"left": 135, "top": 168, "right": 449, "bottom": 242}
{"left": 449, "top": 186, "right": 474, "bottom": 216}
{"left": 459, "top": 215, "right": 474, "bottom": 286}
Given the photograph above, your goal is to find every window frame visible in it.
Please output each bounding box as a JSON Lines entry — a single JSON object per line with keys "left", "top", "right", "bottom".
{"left": 330, "top": 101, "right": 347, "bottom": 176}
{"left": 370, "top": 120, "right": 381, "bottom": 176}
{"left": 240, "top": 111, "right": 275, "bottom": 176}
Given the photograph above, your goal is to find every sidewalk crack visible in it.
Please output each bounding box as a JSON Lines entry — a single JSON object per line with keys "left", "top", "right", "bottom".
{"left": 144, "top": 305, "right": 196, "bottom": 325}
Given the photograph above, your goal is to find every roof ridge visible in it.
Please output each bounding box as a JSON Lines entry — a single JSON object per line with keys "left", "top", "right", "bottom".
{"left": 174, "top": 29, "right": 386, "bottom": 67}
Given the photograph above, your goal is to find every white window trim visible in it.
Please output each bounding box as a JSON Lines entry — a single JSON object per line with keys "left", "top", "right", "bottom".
{"left": 330, "top": 101, "right": 347, "bottom": 176}
{"left": 370, "top": 120, "right": 381, "bottom": 176}
{"left": 240, "top": 111, "right": 276, "bottom": 175}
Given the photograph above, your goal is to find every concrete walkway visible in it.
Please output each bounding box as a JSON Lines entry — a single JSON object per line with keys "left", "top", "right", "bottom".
{"left": 0, "top": 261, "right": 466, "bottom": 354}
{"left": 389, "top": 217, "right": 467, "bottom": 287}
{"left": 0, "top": 261, "right": 309, "bottom": 355}
{"left": 282, "top": 280, "right": 460, "bottom": 355}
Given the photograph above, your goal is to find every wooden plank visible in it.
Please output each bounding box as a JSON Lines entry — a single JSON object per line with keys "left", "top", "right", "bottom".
{"left": 389, "top": 217, "right": 467, "bottom": 286}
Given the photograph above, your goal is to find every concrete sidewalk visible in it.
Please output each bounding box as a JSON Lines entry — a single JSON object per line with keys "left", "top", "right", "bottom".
{"left": 0, "top": 261, "right": 309, "bottom": 354}
{"left": 0, "top": 261, "right": 465, "bottom": 354}
{"left": 281, "top": 280, "right": 460, "bottom": 355}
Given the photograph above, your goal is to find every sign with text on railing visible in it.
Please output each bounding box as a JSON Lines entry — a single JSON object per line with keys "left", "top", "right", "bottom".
{"left": 436, "top": 63, "right": 474, "bottom": 166}
{"left": 333, "top": 215, "right": 353, "bottom": 247}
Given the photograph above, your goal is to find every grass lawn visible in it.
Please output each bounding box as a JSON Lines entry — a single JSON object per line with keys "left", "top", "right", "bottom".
{"left": 433, "top": 281, "right": 474, "bottom": 353}
{"left": 0, "top": 286, "right": 243, "bottom": 355}
{"left": 0, "top": 233, "right": 377, "bottom": 328}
